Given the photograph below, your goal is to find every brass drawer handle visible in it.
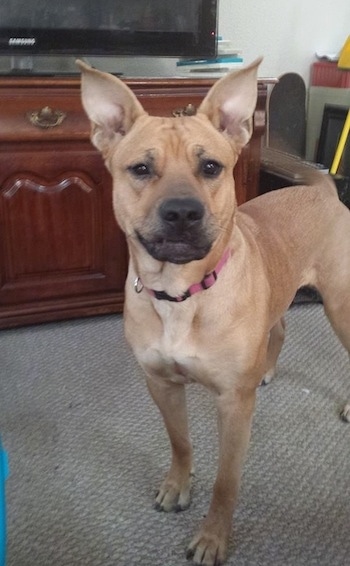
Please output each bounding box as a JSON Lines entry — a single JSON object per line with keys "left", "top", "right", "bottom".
{"left": 28, "top": 106, "right": 66, "bottom": 128}
{"left": 172, "top": 103, "right": 197, "bottom": 117}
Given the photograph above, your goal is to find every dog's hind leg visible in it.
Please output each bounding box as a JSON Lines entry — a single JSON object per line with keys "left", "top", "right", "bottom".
{"left": 320, "top": 285, "right": 350, "bottom": 422}
{"left": 341, "top": 361, "right": 350, "bottom": 422}
{"left": 324, "top": 306, "right": 350, "bottom": 422}
{"left": 146, "top": 375, "right": 193, "bottom": 511}
{"left": 261, "top": 317, "right": 286, "bottom": 385}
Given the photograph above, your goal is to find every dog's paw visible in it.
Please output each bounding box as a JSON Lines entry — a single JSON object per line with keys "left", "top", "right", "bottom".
{"left": 340, "top": 403, "right": 350, "bottom": 422}
{"left": 154, "top": 475, "right": 192, "bottom": 512}
{"left": 186, "top": 529, "right": 227, "bottom": 566}
{"left": 260, "top": 368, "right": 275, "bottom": 386}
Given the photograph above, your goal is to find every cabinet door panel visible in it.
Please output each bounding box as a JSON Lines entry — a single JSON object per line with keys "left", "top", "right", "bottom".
{"left": 0, "top": 148, "right": 126, "bottom": 305}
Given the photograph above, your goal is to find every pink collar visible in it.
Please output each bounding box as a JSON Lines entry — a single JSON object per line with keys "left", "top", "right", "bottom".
{"left": 134, "top": 248, "right": 231, "bottom": 303}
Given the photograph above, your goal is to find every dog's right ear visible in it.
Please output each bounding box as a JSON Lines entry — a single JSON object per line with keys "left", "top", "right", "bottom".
{"left": 77, "top": 60, "right": 146, "bottom": 157}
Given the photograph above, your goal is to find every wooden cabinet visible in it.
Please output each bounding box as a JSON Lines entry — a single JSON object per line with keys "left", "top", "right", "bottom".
{"left": 0, "top": 76, "right": 267, "bottom": 328}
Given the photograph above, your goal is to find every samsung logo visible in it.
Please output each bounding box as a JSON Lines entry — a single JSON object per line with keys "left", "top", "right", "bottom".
{"left": 9, "top": 38, "right": 36, "bottom": 46}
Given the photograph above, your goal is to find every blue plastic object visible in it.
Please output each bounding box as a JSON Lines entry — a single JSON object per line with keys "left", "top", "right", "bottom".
{"left": 0, "top": 436, "right": 9, "bottom": 566}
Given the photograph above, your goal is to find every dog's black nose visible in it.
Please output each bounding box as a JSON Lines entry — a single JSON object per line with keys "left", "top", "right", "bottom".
{"left": 159, "top": 197, "right": 205, "bottom": 227}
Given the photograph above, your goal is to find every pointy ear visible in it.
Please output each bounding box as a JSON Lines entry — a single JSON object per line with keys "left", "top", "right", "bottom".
{"left": 77, "top": 60, "right": 146, "bottom": 157}
{"left": 198, "top": 57, "right": 262, "bottom": 150}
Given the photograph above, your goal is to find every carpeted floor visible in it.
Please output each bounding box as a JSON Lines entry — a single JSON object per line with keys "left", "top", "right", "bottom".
{"left": 0, "top": 303, "right": 349, "bottom": 566}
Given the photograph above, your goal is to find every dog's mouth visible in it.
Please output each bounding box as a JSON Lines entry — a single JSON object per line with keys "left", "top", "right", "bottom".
{"left": 136, "top": 232, "right": 212, "bottom": 264}
{"left": 135, "top": 196, "right": 216, "bottom": 264}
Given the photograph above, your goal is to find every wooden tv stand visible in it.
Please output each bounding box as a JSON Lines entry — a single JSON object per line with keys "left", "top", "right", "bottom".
{"left": 0, "top": 75, "right": 268, "bottom": 328}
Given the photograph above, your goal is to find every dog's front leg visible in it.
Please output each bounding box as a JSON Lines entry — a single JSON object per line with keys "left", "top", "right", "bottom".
{"left": 187, "top": 385, "right": 256, "bottom": 566}
{"left": 146, "top": 375, "right": 193, "bottom": 512}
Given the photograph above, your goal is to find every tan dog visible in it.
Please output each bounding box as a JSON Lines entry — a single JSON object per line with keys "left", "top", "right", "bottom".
{"left": 78, "top": 58, "right": 350, "bottom": 566}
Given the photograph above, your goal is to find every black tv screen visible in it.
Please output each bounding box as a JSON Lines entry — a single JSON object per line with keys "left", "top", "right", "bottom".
{"left": 0, "top": 0, "right": 218, "bottom": 58}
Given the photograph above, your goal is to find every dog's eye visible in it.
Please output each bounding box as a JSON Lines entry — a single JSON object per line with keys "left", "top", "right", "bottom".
{"left": 129, "top": 163, "right": 152, "bottom": 177}
{"left": 201, "top": 160, "right": 223, "bottom": 177}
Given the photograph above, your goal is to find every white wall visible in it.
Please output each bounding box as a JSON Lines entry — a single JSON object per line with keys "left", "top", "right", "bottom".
{"left": 218, "top": 0, "right": 350, "bottom": 84}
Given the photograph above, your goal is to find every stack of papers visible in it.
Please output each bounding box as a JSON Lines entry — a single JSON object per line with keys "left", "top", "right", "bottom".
{"left": 176, "top": 39, "right": 243, "bottom": 77}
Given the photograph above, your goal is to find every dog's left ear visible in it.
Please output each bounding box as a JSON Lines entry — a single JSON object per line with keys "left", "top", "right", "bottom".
{"left": 198, "top": 57, "right": 262, "bottom": 150}
{"left": 77, "top": 60, "right": 146, "bottom": 157}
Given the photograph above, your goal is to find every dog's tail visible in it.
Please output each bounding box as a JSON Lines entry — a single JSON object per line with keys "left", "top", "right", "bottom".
{"left": 296, "top": 166, "right": 338, "bottom": 197}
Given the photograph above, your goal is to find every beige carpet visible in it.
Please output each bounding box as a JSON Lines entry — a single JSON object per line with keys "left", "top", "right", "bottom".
{"left": 0, "top": 304, "right": 349, "bottom": 565}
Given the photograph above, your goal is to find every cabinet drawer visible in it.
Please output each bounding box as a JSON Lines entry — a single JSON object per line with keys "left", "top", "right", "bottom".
{"left": 0, "top": 87, "right": 207, "bottom": 143}
{"left": 0, "top": 88, "right": 88, "bottom": 143}
{"left": 138, "top": 91, "right": 207, "bottom": 117}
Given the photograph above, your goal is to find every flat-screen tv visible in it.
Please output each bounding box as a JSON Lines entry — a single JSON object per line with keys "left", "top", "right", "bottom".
{"left": 0, "top": 0, "right": 218, "bottom": 59}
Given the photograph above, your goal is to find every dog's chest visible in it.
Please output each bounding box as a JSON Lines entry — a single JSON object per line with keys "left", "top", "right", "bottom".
{"left": 144, "top": 351, "right": 196, "bottom": 385}
{"left": 137, "top": 302, "right": 202, "bottom": 384}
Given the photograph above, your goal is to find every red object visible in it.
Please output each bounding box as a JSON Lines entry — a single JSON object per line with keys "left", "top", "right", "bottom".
{"left": 311, "top": 61, "right": 350, "bottom": 88}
